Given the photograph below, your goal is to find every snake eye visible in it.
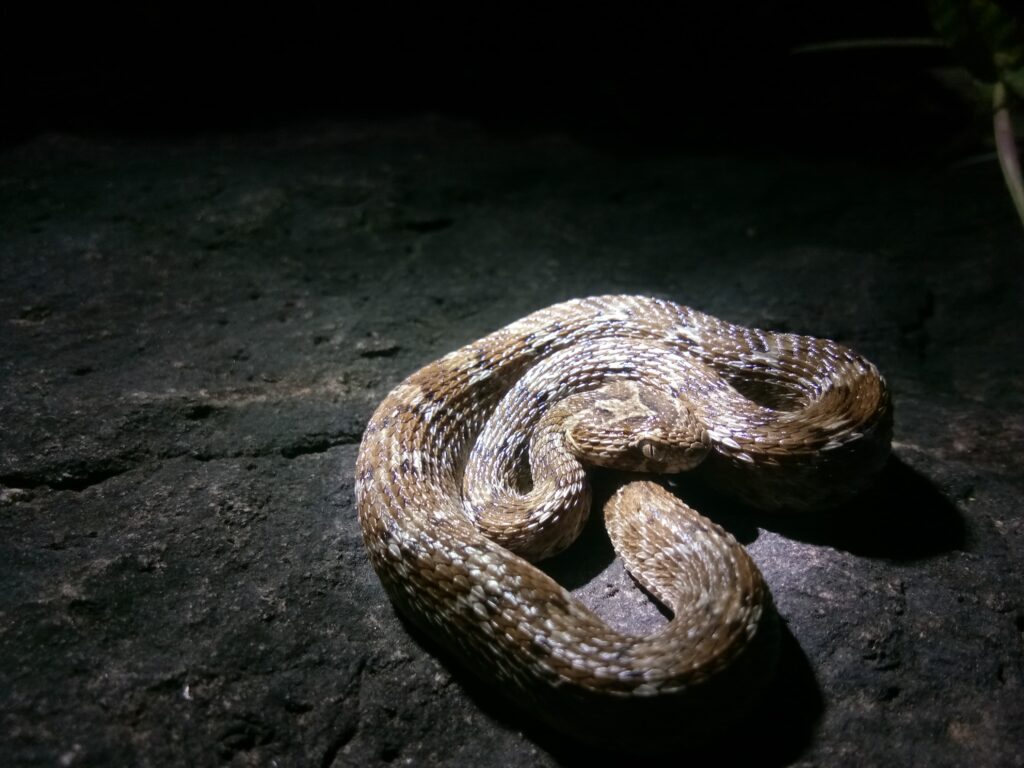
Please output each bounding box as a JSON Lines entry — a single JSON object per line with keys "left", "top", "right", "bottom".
{"left": 640, "top": 440, "right": 661, "bottom": 461}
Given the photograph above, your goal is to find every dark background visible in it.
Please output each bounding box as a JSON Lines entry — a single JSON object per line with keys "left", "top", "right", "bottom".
{"left": 3, "top": 3, "right": 971, "bottom": 154}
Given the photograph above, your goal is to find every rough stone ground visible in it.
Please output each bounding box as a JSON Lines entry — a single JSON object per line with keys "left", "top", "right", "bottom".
{"left": 1, "top": 118, "right": 1021, "bottom": 767}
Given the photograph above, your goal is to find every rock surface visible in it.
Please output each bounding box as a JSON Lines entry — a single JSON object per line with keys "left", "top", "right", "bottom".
{"left": 1, "top": 119, "right": 1021, "bottom": 766}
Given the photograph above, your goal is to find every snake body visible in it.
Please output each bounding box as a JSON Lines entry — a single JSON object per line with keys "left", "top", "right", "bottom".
{"left": 355, "top": 295, "right": 891, "bottom": 745}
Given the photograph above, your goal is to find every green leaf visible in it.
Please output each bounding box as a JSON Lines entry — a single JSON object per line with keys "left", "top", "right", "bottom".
{"left": 929, "top": 0, "right": 1024, "bottom": 92}
{"left": 1004, "top": 64, "right": 1024, "bottom": 100}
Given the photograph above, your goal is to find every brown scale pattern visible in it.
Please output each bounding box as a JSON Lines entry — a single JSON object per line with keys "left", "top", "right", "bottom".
{"left": 355, "top": 295, "right": 892, "bottom": 745}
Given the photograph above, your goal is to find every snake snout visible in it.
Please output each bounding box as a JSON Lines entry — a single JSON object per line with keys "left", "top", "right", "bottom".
{"left": 635, "top": 433, "right": 709, "bottom": 474}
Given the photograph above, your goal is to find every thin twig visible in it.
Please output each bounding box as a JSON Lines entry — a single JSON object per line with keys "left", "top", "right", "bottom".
{"left": 993, "top": 81, "right": 1024, "bottom": 230}
{"left": 791, "top": 38, "right": 946, "bottom": 55}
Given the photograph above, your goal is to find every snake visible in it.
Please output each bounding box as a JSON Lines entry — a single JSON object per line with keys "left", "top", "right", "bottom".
{"left": 355, "top": 295, "right": 892, "bottom": 746}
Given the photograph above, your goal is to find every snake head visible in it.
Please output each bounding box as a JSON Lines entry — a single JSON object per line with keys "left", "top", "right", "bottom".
{"left": 556, "top": 380, "right": 712, "bottom": 474}
{"left": 567, "top": 419, "right": 710, "bottom": 474}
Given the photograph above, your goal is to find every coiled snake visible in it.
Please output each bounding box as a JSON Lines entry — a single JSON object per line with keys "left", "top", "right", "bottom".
{"left": 355, "top": 295, "right": 891, "bottom": 745}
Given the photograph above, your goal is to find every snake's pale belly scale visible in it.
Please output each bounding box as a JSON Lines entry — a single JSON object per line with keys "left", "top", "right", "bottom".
{"left": 355, "top": 295, "right": 891, "bottom": 744}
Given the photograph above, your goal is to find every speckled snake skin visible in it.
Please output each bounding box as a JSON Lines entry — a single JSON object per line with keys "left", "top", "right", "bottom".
{"left": 355, "top": 295, "right": 892, "bottom": 744}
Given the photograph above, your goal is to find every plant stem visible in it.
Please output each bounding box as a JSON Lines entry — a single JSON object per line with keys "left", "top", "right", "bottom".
{"left": 993, "top": 81, "right": 1024, "bottom": 231}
